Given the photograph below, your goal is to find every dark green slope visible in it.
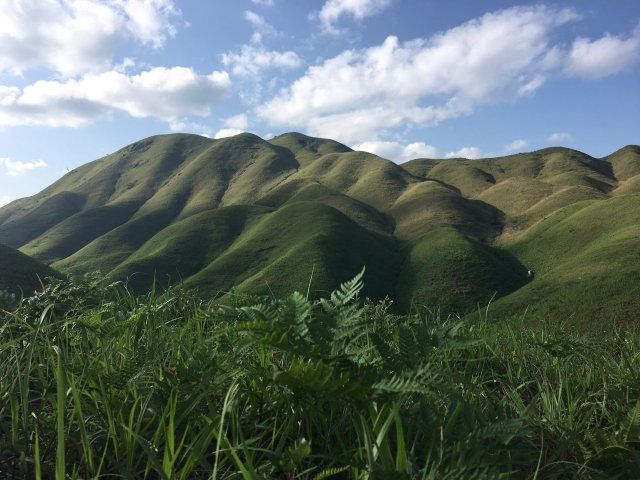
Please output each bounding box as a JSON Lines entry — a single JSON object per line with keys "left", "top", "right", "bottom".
{"left": 396, "top": 228, "right": 527, "bottom": 314}
{"left": 20, "top": 203, "right": 139, "bottom": 263}
{"left": 108, "top": 205, "right": 271, "bottom": 292}
{"left": 0, "top": 243, "right": 63, "bottom": 296}
{"left": 184, "top": 201, "right": 400, "bottom": 301}
{"left": 266, "top": 182, "right": 394, "bottom": 237}
{"left": 52, "top": 210, "right": 180, "bottom": 275}
{"left": 0, "top": 192, "right": 86, "bottom": 248}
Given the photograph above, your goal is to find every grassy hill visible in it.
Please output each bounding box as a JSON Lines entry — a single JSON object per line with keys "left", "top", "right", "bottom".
{"left": 488, "top": 194, "right": 640, "bottom": 323}
{"left": 0, "top": 243, "right": 63, "bottom": 296}
{"left": 1, "top": 132, "right": 639, "bottom": 321}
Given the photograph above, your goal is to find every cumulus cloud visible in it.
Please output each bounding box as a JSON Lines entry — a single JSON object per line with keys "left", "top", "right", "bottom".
{"left": 214, "top": 114, "right": 250, "bottom": 139}
{"left": 547, "top": 132, "right": 572, "bottom": 143}
{"left": 258, "top": 6, "right": 639, "bottom": 145}
{"left": 0, "top": 0, "right": 180, "bottom": 76}
{"left": 445, "top": 147, "right": 482, "bottom": 159}
{"left": 221, "top": 11, "right": 301, "bottom": 79}
{"left": 119, "top": 0, "right": 180, "bottom": 47}
{"left": 221, "top": 45, "right": 302, "bottom": 78}
{"left": 0, "top": 67, "right": 230, "bottom": 128}
{"left": 565, "top": 25, "right": 640, "bottom": 78}
{"left": 252, "top": 0, "right": 274, "bottom": 6}
{"left": 1, "top": 157, "right": 47, "bottom": 176}
{"left": 353, "top": 140, "right": 437, "bottom": 162}
{"left": 224, "top": 114, "right": 249, "bottom": 130}
{"left": 0, "top": 195, "right": 11, "bottom": 207}
{"left": 504, "top": 139, "right": 528, "bottom": 153}
{"left": 314, "top": 0, "right": 393, "bottom": 34}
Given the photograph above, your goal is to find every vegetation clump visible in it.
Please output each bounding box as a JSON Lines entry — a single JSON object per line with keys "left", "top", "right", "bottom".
{"left": 0, "top": 273, "right": 639, "bottom": 478}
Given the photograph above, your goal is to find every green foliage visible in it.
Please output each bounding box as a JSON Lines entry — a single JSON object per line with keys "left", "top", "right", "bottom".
{"left": 1, "top": 274, "right": 638, "bottom": 478}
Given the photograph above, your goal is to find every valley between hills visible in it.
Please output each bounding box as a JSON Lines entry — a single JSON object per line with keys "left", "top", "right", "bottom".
{"left": 1, "top": 132, "right": 640, "bottom": 322}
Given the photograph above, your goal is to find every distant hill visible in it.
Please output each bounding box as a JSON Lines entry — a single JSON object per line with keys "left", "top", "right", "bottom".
{"left": 1, "top": 132, "right": 638, "bottom": 322}
{"left": 0, "top": 243, "right": 62, "bottom": 296}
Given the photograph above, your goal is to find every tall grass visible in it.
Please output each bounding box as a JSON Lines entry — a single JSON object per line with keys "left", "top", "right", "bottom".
{"left": 0, "top": 273, "right": 638, "bottom": 478}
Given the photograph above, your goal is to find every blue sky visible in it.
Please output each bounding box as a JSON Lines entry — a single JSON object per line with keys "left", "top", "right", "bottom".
{"left": 1, "top": 0, "right": 639, "bottom": 206}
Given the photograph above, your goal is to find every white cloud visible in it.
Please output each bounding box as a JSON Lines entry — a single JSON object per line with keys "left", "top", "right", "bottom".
{"left": 445, "top": 147, "right": 482, "bottom": 159}
{"left": 0, "top": 0, "right": 180, "bottom": 77}
{"left": 353, "top": 140, "right": 437, "bottom": 162}
{"left": 0, "top": 67, "right": 230, "bottom": 128}
{"left": 1, "top": 157, "right": 47, "bottom": 176}
{"left": 214, "top": 128, "right": 245, "bottom": 139}
{"left": 244, "top": 10, "right": 278, "bottom": 39}
{"left": 259, "top": 6, "right": 589, "bottom": 144}
{"left": 119, "top": 0, "right": 180, "bottom": 48}
{"left": 547, "top": 132, "right": 572, "bottom": 143}
{"left": 504, "top": 139, "right": 528, "bottom": 153}
{"left": 0, "top": 195, "right": 11, "bottom": 207}
{"left": 221, "top": 45, "right": 302, "bottom": 78}
{"left": 213, "top": 114, "right": 249, "bottom": 138}
{"left": 252, "top": 0, "right": 274, "bottom": 5}
{"left": 565, "top": 26, "right": 640, "bottom": 78}
{"left": 259, "top": 7, "right": 640, "bottom": 146}
{"left": 224, "top": 114, "right": 249, "bottom": 130}
{"left": 314, "top": 0, "right": 393, "bottom": 34}
{"left": 220, "top": 10, "right": 301, "bottom": 81}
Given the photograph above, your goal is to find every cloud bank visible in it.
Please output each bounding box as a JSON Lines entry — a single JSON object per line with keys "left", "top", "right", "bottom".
{"left": 0, "top": 68, "right": 230, "bottom": 128}
{"left": 0, "top": 0, "right": 233, "bottom": 129}
{"left": 259, "top": 6, "right": 640, "bottom": 145}
{"left": 0, "top": 0, "right": 180, "bottom": 77}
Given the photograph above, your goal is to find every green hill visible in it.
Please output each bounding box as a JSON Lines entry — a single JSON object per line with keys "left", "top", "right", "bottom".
{"left": 396, "top": 228, "right": 527, "bottom": 313}
{"left": 488, "top": 194, "right": 640, "bottom": 323}
{"left": 1, "top": 132, "right": 639, "bottom": 321}
{"left": 0, "top": 243, "right": 63, "bottom": 296}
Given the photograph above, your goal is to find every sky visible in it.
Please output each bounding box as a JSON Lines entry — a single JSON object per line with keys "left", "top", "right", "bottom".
{"left": 1, "top": 0, "right": 639, "bottom": 206}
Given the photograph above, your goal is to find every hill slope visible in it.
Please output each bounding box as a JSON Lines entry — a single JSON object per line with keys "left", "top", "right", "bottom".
{"left": 1, "top": 132, "right": 639, "bottom": 321}
{"left": 0, "top": 243, "right": 63, "bottom": 296}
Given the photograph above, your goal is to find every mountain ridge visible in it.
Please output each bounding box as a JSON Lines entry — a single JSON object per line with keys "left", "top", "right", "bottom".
{"left": 1, "top": 132, "right": 639, "bottom": 321}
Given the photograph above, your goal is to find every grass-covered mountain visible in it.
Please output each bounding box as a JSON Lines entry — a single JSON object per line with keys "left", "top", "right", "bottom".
{"left": 1, "top": 133, "right": 638, "bottom": 321}
{"left": 0, "top": 243, "right": 62, "bottom": 296}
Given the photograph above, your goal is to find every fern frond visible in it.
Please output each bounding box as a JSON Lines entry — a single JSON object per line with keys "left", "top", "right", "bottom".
{"left": 373, "top": 363, "right": 450, "bottom": 396}
{"left": 274, "top": 358, "right": 369, "bottom": 401}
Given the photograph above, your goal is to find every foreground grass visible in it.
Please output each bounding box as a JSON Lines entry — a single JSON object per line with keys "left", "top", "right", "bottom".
{"left": 0, "top": 274, "right": 639, "bottom": 479}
